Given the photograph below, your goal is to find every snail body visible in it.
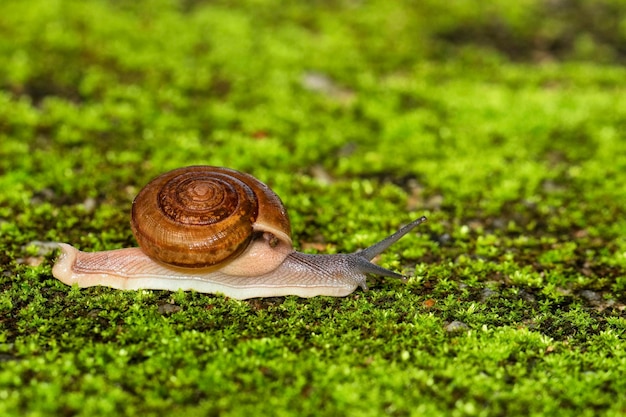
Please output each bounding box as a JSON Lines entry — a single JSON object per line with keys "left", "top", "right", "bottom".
{"left": 52, "top": 166, "right": 426, "bottom": 299}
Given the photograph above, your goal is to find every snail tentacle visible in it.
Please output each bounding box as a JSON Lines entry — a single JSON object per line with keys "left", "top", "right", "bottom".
{"left": 352, "top": 216, "right": 428, "bottom": 281}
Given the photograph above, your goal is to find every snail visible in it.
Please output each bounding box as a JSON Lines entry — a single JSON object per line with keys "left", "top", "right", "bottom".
{"left": 52, "top": 166, "right": 427, "bottom": 299}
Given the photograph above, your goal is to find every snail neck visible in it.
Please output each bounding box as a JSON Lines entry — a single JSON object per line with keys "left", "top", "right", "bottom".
{"left": 280, "top": 252, "right": 369, "bottom": 291}
{"left": 218, "top": 232, "right": 293, "bottom": 276}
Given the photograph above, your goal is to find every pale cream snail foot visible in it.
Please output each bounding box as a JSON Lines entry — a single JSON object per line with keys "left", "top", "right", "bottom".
{"left": 51, "top": 166, "right": 427, "bottom": 299}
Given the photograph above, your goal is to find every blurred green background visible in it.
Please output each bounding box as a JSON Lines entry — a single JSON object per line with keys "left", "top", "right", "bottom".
{"left": 1, "top": 0, "right": 626, "bottom": 416}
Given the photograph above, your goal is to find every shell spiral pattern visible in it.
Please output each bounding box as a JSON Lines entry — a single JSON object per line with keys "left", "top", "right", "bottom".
{"left": 130, "top": 166, "right": 289, "bottom": 268}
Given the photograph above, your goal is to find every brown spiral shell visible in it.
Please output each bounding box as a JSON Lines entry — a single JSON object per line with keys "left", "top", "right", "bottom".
{"left": 130, "top": 166, "right": 291, "bottom": 268}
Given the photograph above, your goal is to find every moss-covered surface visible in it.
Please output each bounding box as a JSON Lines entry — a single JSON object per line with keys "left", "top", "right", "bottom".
{"left": 2, "top": 0, "right": 626, "bottom": 415}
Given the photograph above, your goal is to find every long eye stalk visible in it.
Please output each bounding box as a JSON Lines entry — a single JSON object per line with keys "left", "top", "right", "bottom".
{"left": 353, "top": 216, "right": 427, "bottom": 280}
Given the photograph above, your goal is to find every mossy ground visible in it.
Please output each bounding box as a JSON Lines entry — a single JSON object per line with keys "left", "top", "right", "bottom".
{"left": 1, "top": 0, "right": 626, "bottom": 416}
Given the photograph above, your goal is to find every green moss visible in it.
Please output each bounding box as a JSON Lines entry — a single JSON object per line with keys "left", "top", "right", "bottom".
{"left": 1, "top": 0, "right": 626, "bottom": 416}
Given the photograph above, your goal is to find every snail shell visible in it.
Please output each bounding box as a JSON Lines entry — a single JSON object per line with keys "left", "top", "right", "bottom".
{"left": 130, "top": 166, "right": 291, "bottom": 269}
{"left": 52, "top": 166, "right": 427, "bottom": 299}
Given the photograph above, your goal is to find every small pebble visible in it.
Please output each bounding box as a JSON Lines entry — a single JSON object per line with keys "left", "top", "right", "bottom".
{"left": 82, "top": 197, "right": 97, "bottom": 213}
{"left": 579, "top": 290, "right": 601, "bottom": 304}
{"left": 445, "top": 320, "right": 469, "bottom": 333}
{"left": 518, "top": 289, "right": 536, "bottom": 303}
{"left": 436, "top": 233, "right": 452, "bottom": 246}
{"left": 479, "top": 288, "right": 498, "bottom": 302}
{"left": 301, "top": 71, "right": 336, "bottom": 93}
{"left": 158, "top": 303, "right": 181, "bottom": 314}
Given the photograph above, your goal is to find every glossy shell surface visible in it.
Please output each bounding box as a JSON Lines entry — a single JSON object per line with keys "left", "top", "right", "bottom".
{"left": 130, "top": 166, "right": 291, "bottom": 268}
